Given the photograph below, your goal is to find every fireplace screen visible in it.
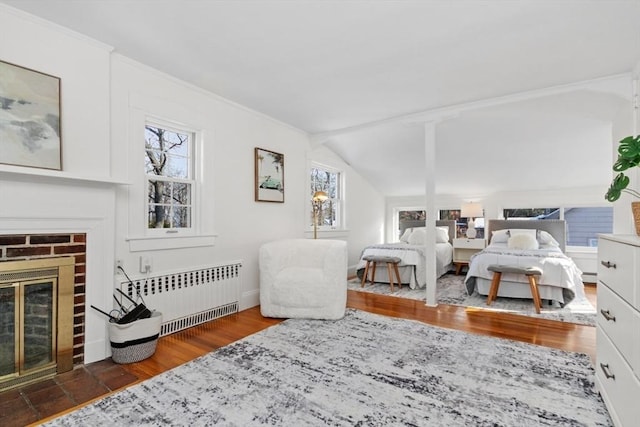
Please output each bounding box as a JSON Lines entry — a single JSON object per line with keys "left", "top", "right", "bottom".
{"left": 0, "top": 278, "right": 57, "bottom": 380}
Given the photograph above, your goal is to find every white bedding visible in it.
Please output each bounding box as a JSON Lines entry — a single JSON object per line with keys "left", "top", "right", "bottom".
{"left": 356, "top": 242, "right": 453, "bottom": 289}
{"left": 463, "top": 243, "right": 584, "bottom": 304}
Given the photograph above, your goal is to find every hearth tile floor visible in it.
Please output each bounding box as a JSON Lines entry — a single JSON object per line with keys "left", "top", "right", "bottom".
{"left": 0, "top": 359, "right": 139, "bottom": 427}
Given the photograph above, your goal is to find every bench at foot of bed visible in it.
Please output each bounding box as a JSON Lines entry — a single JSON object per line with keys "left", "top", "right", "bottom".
{"left": 486, "top": 264, "right": 543, "bottom": 313}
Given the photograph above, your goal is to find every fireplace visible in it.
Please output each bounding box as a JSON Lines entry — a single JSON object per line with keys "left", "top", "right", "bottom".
{"left": 0, "top": 257, "right": 75, "bottom": 392}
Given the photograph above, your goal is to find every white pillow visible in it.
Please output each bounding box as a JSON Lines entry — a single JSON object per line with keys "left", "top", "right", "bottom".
{"left": 507, "top": 233, "right": 539, "bottom": 250}
{"left": 399, "top": 228, "right": 413, "bottom": 243}
{"left": 537, "top": 230, "right": 560, "bottom": 247}
{"left": 509, "top": 228, "right": 537, "bottom": 238}
{"left": 407, "top": 228, "right": 426, "bottom": 245}
{"left": 491, "top": 229, "right": 510, "bottom": 243}
{"left": 436, "top": 226, "right": 449, "bottom": 243}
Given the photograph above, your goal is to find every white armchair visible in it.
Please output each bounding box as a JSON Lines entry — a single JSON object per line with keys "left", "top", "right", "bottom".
{"left": 259, "top": 239, "right": 348, "bottom": 320}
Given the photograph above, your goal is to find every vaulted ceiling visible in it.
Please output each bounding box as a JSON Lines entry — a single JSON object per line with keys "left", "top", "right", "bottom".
{"left": 3, "top": 0, "right": 639, "bottom": 196}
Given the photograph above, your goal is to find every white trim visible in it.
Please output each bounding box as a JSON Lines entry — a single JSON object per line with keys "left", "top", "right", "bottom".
{"left": 127, "top": 234, "right": 217, "bottom": 252}
{"left": 311, "top": 73, "right": 631, "bottom": 142}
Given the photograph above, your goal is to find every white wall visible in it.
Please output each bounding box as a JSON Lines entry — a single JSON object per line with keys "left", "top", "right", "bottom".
{"left": 307, "top": 146, "right": 385, "bottom": 274}
{"left": 110, "top": 54, "right": 313, "bottom": 312}
{"left": 0, "top": 5, "right": 385, "bottom": 363}
{"left": 0, "top": 6, "right": 116, "bottom": 363}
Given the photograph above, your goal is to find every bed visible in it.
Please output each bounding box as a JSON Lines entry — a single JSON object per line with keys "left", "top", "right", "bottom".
{"left": 464, "top": 219, "right": 584, "bottom": 305}
{"left": 355, "top": 220, "right": 455, "bottom": 289}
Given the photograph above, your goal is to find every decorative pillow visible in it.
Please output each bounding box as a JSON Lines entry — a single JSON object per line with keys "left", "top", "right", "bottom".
{"left": 399, "top": 228, "right": 413, "bottom": 243}
{"left": 407, "top": 228, "right": 426, "bottom": 245}
{"left": 491, "top": 229, "right": 510, "bottom": 243}
{"left": 537, "top": 230, "right": 560, "bottom": 247}
{"left": 507, "top": 233, "right": 539, "bottom": 250}
{"left": 436, "top": 226, "right": 449, "bottom": 243}
{"left": 508, "top": 228, "right": 537, "bottom": 238}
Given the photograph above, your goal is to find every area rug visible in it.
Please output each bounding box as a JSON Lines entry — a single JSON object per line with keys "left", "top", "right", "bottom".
{"left": 44, "top": 309, "right": 610, "bottom": 426}
{"left": 348, "top": 274, "right": 597, "bottom": 326}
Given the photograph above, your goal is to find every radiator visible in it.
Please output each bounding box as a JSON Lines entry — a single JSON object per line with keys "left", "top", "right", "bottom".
{"left": 118, "top": 262, "right": 241, "bottom": 336}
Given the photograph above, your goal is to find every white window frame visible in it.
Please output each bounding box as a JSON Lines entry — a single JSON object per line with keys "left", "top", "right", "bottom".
{"left": 308, "top": 162, "right": 345, "bottom": 233}
{"left": 125, "top": 98, "right": 213, "bottom": 252}
{"left": 144, "top": 119, "right": 197, "bottom": 236}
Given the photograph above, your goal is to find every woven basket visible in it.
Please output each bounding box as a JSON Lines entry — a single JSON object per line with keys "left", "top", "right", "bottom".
{"left": 109, "top": 311, "right": 162, "bottom": 364}
{"left": 633, "top": 202, "right": 640, "bottom": 236}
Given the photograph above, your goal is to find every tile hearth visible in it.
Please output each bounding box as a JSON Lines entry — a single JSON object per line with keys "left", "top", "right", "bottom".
{"left": 0, "top": 359, "right": 138, "bottom": 427}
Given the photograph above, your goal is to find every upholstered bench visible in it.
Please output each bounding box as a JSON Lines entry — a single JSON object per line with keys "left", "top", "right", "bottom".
{"left": 361, "top": 255, "right": 402, "bottom": 292}
{"left": 486, "top": 264, "right": 543, "bottom": 313}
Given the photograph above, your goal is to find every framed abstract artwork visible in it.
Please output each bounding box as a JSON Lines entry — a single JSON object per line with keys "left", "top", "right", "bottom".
{"left": 255, "top": 147, "right": 284, "bottom": 203}
{"left": 0, "top": 60, "right": 62, "bottom": 170}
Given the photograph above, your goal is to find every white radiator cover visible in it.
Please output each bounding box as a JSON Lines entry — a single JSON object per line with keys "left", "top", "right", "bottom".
{"left": 118, "top": 262, "right": 241, "bottom": 336}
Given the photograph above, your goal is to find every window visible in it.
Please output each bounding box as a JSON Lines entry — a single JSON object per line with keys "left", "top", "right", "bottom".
{"left": 564, "top": 207, "right": 612, "bottom": 247}
{"left": 398, "top": 210, "right": 425, "bottom": 239}
{"left": 310, "top": 165, "right": 342, "bottom": 229}
{"left": 503, "top": 208, "right": 559, "bottom": 219}
{"left": 502, "top": 206, "right": 612, "bottom": 248}
{"left": 145, "top": 123, "right": 194, "bottom": 232}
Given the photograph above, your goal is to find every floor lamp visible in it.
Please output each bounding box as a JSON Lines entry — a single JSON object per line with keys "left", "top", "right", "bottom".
{"left": 312, "top": 191, "right": 328, "bottom": 239}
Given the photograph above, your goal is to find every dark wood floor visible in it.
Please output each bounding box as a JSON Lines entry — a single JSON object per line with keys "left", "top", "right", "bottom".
{"left": 2, "top": 283, "right": 597, "bottom": 427}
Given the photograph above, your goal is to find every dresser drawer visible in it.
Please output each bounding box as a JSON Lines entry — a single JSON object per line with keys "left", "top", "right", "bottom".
{"left": 596, "top": 329, "right": 640, "bottom": 427}
{"left": 597, "top": 284, "right": 640, "bottom": 372}
{"left": 597, "top": 237, "right": 637, "bottom": 305}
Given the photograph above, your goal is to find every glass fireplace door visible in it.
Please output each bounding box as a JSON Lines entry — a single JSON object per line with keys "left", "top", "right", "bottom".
{"left": 0, "top": 278, "right": 57, "bottom": 382}
{"left": 0, "top": 284, "right": 18, "bottom": 379}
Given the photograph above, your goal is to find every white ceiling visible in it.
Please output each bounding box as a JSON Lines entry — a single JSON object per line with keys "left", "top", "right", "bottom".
{"left": 3, "top": 0, "right": 639, "bottom": 197}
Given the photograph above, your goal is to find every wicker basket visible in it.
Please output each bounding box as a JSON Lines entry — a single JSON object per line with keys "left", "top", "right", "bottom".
{"left": 632, "top": 202, "right": 640, "bottom": 236}
{"left": 109, "top": 311, "right": 162, "bottom": 364}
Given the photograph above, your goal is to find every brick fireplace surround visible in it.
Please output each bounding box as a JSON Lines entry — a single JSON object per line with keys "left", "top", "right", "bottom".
{"left": 0, "top": 234, "right": 87, "bottom": 366}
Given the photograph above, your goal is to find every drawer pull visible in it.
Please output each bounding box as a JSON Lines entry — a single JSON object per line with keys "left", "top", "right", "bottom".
{"left": 600, "top": 363, "right": 615, "bottom": 380}
{"left": 600, "top": 309, "right": 616, "bottom": 322}
{"left": 600, "top": 260, "right": 617, "bottom": 269}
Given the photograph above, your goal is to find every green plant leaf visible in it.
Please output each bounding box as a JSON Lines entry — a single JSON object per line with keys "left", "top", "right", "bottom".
{"left": 605, "top": 173, "right": 630, "bottom": 201}
{"left": 618, "top": 135, "right": 640, "bottom": 157}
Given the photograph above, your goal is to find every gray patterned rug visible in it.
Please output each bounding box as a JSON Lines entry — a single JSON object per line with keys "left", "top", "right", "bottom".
{"left": 44, "top": 309, "right": 610, "bottom": 426}
{"left": 349, "top": 274, "right": 597, "bottom": 326}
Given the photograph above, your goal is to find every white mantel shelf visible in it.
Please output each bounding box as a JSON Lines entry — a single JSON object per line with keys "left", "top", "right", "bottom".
{"left": 0, "top": 166, "right": 129, "bottom": 186}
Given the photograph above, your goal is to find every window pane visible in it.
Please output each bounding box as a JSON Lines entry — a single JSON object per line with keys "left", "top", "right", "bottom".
{"left": 310, "top": 167, "right": 339, "bottom": 198}
{"left": 173, "top": 182, "right": 191, "bottom": 205}
{"left": 172, "top": 206, "right": 191, "bottom": 228}
{"left": 166, "top": 156, "right": 189, "bottom": 179}
{"left": 148, "top": 204, "right": 170, "bottom": 228}
{"left": 310, "top": 166, "right": 340, "bottom": 228}
{"left": 503, "top": 208, "right": 560, "bottom": 219}
{"left": 145, "top": 122, "right": 194, "bottom": 231}
{"left": 565, "top": 207, "right": 613, "bottom": 247}
{"left": 145, "top": 125, "right": 191, "bottom": 178}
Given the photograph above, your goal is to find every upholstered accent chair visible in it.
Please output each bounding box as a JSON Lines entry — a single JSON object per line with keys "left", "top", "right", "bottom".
{"left": 259, "top": 239, "right": 348, "bottom": 320}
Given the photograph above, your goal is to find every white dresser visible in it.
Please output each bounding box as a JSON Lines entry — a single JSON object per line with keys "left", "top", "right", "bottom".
{"left": 596, "top": 234, "right": 640, "bottom": 427}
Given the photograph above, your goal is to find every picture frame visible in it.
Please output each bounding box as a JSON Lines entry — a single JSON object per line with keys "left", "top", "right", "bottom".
{"left": 255, "top": 147, "right": 284, "bottom": 203}
{"left": 0, "top": 60, "right": 62, "bottom": 170}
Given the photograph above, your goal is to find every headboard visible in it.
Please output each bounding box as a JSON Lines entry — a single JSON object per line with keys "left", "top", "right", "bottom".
{"left": 399, "top": 219, "right": 456, "bottom": 244}
{"left": 486, "top": 219, "right": 566, "bottom": 252}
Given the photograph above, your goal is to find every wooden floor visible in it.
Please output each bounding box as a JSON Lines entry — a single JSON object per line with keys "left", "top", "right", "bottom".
{"left": 18, "top": 284, "right": 596, "bottom": 426}
{"left": 126, "top": 283, "right": 597, "bottom": 380}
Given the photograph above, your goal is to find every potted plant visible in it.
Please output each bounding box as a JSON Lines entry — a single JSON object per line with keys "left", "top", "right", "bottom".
{"left": 605, "top": 135, "right": 640, "bottom": 234}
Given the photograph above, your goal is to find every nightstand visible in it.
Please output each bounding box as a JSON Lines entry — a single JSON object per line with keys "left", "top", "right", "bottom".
{"left": 452, "top": 238, "right": 486, "bottom": 275}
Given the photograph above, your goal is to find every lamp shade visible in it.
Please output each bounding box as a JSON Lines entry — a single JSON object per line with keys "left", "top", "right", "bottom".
{"left": 313, "top": 191, "right": 329, "bottom": 202}
{"left": 460, "top": 202, "right": 483, "bottom": 219}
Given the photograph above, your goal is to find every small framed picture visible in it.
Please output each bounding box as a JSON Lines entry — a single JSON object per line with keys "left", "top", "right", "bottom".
{"left": 0, "top": 60, "right": 62, "bottom": 170}
{"left": 255, "top": 147, "right": 284, "bottom": 203}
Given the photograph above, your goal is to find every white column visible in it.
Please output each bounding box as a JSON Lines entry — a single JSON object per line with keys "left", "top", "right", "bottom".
{"left": 424, "top": 122, "right": 437, "bottom": 306}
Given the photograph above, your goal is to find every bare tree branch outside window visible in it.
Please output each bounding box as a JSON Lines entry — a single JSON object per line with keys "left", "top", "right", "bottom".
{"left": 145, "top": 124, "right": 193, "bottom": 229}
